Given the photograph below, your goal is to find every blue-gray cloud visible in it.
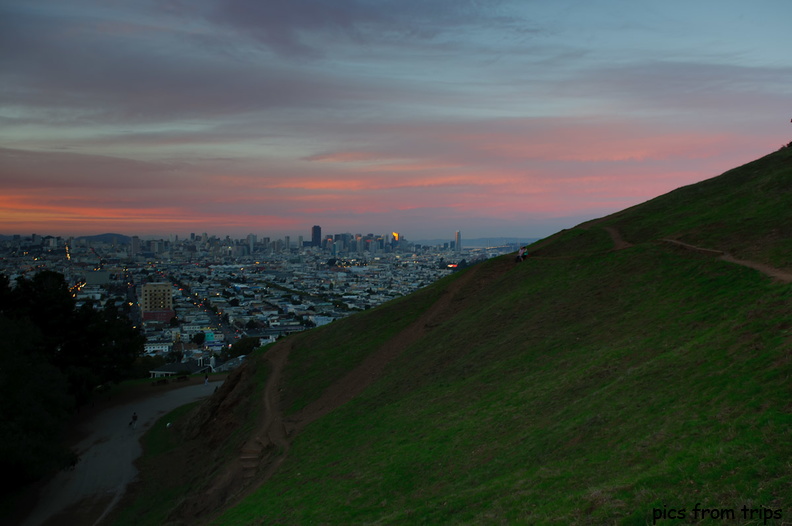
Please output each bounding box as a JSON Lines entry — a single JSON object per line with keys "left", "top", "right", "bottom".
{"left": 209, "top": 0, "right": 528, "bottom": 58}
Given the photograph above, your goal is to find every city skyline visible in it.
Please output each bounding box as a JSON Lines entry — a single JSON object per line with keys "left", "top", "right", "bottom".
{"left": 2, "top": 1, "right": 791, "bottom": 240}
{"left": 0, "top": 227, "right": 469, "bottom": 244}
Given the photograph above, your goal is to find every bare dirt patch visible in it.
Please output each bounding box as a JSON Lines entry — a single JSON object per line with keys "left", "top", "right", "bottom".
{"left": 604, "top": 226, "right": 633, "bottom": 250}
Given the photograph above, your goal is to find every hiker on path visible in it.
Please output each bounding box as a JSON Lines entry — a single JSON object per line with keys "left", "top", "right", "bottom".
{"left": 129, "top": 412, "right": 137, "bottom": 429}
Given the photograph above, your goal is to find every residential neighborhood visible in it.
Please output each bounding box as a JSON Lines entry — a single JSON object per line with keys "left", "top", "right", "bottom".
{"left": 0, "top": 231, "right": 523, "bottom": 377}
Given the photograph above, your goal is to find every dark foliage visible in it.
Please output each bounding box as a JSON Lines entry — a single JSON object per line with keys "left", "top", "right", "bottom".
{"left": 227, "top": 336, "right": 260, "bottom": 359}
{"left": 0, "top": 270, "right": 144, "bottom": 491}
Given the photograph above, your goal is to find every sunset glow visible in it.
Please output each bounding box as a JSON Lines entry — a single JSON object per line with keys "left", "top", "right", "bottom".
{"left": 1, "top": 1, "right": 790, "bottom": 240}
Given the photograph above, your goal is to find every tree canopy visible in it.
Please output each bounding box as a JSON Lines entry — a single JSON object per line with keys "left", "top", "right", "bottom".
{"left": 228, "top": 336, "right": 261, "bottom": 358}
{"left": 0, "top": 270, "right": 144, "bottom": 490}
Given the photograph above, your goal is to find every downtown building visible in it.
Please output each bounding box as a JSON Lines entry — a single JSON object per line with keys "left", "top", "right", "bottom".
{"left": 140, "top": 282, "right": 175, "bottom": 322}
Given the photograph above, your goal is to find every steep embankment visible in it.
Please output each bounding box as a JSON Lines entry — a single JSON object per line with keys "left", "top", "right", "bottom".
{"left": 117, "top": 147, "right": 792, "bottom": 525}
{"left": 225, "top": 242, "right": 790, "bottom": 524}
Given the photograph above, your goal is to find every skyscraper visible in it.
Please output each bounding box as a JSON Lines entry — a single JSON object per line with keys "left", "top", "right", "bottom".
{"left": 455, "top": 231, "right": 462, "bottom": 252}
{"left": 312, "top": 225, "right": 322, "bottom": 247}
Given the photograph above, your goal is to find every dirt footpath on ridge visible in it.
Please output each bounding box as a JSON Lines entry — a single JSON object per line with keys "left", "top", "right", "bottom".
{"left": 661, "top": 238, "right": 792, "bottom": 283}
{"left": 604, "top": 226, "right": 792, "bottom": 282}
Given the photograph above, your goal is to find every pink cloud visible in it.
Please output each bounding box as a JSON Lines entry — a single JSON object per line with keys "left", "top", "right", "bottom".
{"left": 447, "top": 117, "right": 747, "bottom": 164}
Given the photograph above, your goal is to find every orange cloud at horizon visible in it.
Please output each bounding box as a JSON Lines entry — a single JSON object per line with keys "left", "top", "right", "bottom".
{"left": 0, "top": 193, "right": 303, "bottom": 237}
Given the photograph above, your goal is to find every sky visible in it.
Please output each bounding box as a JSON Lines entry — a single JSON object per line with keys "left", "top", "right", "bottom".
{"left": 1, "top": 0, "right": 791, "bottom": 242}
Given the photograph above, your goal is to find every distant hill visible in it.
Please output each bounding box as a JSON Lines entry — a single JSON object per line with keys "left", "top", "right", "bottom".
{"left": 75, "top": 233, "right": 131, "bottom": 245}
{"left": 113, "top": 146, "right": 792, "bottom": 525}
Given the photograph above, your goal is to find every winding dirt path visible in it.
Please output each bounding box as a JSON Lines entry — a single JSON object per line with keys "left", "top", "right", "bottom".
{"left": 662, "top": 238, "right": 792, "bottom": 283}
{"left": 603, "top": 226, "right": 792, "bottom": 283}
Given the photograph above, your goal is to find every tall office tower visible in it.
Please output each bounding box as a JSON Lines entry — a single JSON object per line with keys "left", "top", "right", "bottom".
{"left": 247, "top": 233, "right": 256, "bottom": 254}
{"left": 339, "top": 233, "right": 352, "bottom": 252}
{"left": 131, "top": 236, "right": 141, "bottom": 255}
{"left": 312, "top": 225, "right": 322, "bottom": 247}
{"left": 140, "top": 282, "right": 175, "bottom": 322}
{"left": 298, "top": 235, "right": 304, "bottom": 249}
{"left": 455, "top": 231, "right": 462, "bottom": 252}
{"left": 284, "top": 236, "right": 291, "bottom": 251}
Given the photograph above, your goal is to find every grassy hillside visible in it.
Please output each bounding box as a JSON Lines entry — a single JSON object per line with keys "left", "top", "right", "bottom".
{"left": 118, "top": 147, "right": 792, "bottom": 525}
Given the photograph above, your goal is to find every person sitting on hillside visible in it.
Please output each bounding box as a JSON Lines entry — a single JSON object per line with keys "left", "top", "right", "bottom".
{"left": 515, "top": 246, "right": 529, "bottom": 262}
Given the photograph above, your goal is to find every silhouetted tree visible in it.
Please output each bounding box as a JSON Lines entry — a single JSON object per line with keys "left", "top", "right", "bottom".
{"left": 228, "top": 336, "right": 260, "bottom": 358}
{"left": 0, "top": 270, "right": 145, "bottom": 488}
{"left": 0, "top": 313, "right": 73, "bottom": 491}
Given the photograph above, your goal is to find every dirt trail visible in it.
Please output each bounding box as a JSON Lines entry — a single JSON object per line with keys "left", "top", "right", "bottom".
{"left": 603, "top": 226, "right": 632, "bottom": 250}
{"left": 289, "top": 260, "right": 486, "bottom": 433}
{"left": 250, "top": 339, "right": 292, "bottom": 479}
{"left": 662, "top": 238, "right": 792, "bottom": 283}
{"left": 604, "top": 226, "right": 792, "bottom": 283}
{"left": 291, "top": 258, "right": 510, "bottom": 432}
